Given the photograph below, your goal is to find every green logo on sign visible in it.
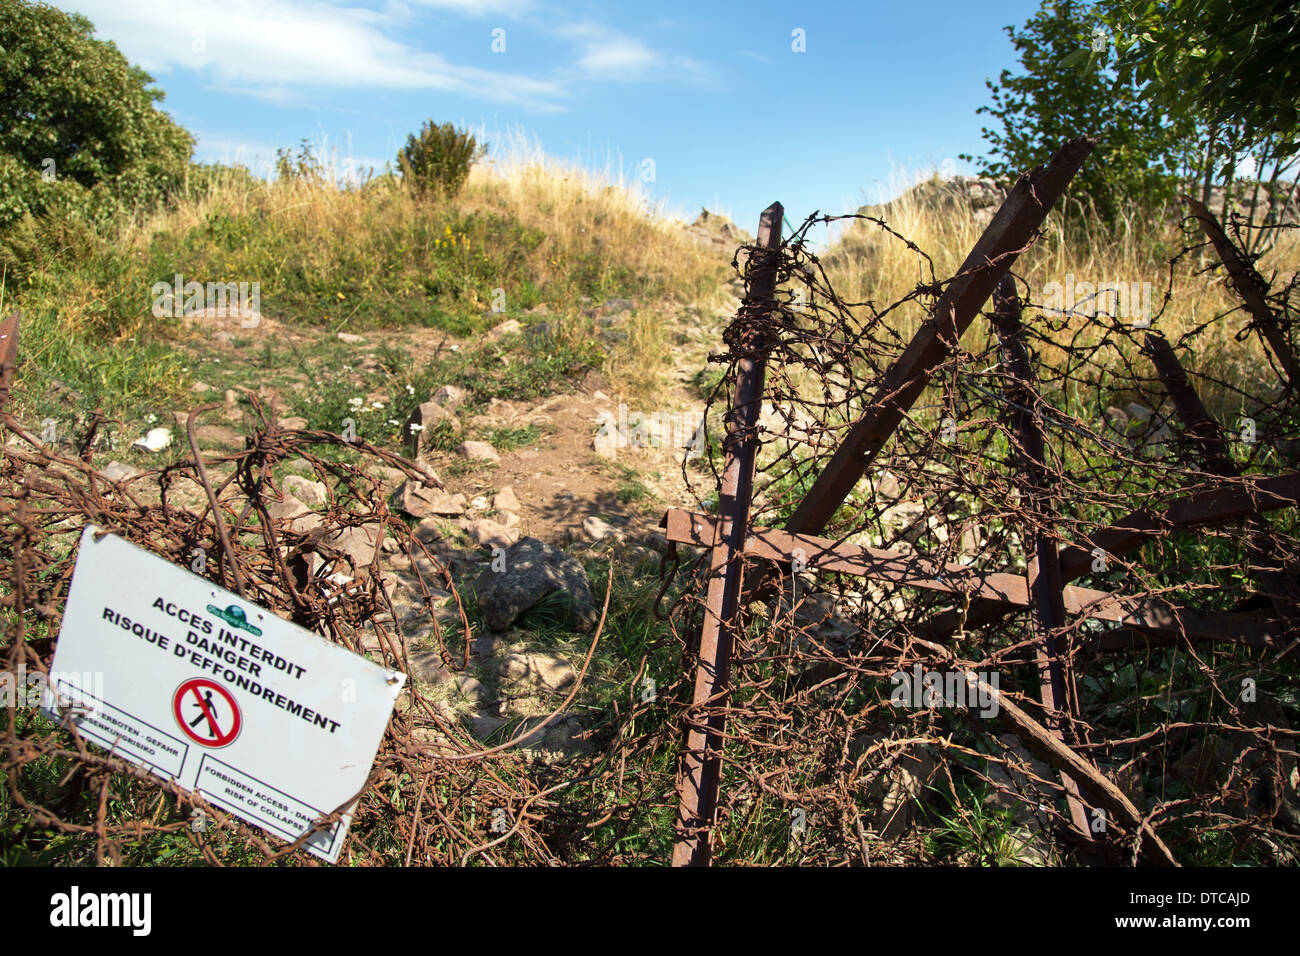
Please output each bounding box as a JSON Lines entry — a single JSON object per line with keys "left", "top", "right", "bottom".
{"left": 206, "top": 603, "right": 263, "bottom": 637}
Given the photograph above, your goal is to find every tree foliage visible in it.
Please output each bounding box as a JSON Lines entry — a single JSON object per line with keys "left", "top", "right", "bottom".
{"left": 397, "top": 120, "right": 484, "bottom": 198}
{"left": 0, "top": 0, "right": 194, "bottom": 230}
{"left": 960, "top": 0, "right": 1192, "bottom": 226}
{"left": 1101, "top": 0, "right": 1300, "bottom": 159}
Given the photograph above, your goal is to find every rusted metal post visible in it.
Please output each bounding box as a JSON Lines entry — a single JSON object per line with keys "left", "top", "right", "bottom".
{"left": 1144, "top": 332, "right": 1300, "bottom": 615}
{"left": 662, "top": 509, "right": 1285, "bottom": 647}
{"left": 784, "top": 137, "right": 1095, "bottom": 536}
{"left": 0, "top": 312, "right": 19, "bottom": 416}
{"left": 672, "top": 202, "right": 783, "bottom": 867}
{"left": 1184, "top": 195, "right": 1299, "bottom": 386}
{"left": 992, "top": 276, "right": 1094, "bottom": 842}
{"left": 924, "top": 471, "right": 1300, "bottom": 641}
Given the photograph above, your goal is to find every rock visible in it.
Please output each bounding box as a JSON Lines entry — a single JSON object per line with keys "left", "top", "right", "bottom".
{"left": 871, "top": 470, "right": 903, "bottom": 501}
{"left": 268, "top": 492, "right": 308, "bottom": 521}
{"left": 132, "top": 427, "right": 172, "bottom": 453}
{"left": 457, "top": 440, "right": 500, "bottom": 463}
{"left": 283, "top": 474, "right": 328, "bottom": 507}
{"left": 320, "top": 523, "right": 383, "bottom": 573}
{"left": 644, "top": 531, "right": 670, "bottom": 554}
{"left": 395, "top": 480, "right": 466, "bottom": 518}
{"left": 854, "top": 743, "right": 939, "bottom": 839}
{"left": 405, "top": 401, "right": 461, "bottom": 458}
{"left": 336, "top": 332, "right": 365, "bottom": 344}
{"left": 191, "top": 382, "right": 211, "bottom": 393}
{"left": 498, "top": 510, "right": 521, "bottom": 529}
{"left": 602, "top": 298, "right": 634, "bottom": 315}
{"left": 407, "top": 650, "right": 449, "bottom": 685}
{"left": 453, "top": 675, "right": 489, "bottom": 704}
{"left": 99, "top": 461, "right": 141, "bottom": 483}
{"left": 432, "top": 384, "right": 467, "bottom": 408}
{"left": 412, "top": 517, "right": 445, "bottom": 547}
{"left": 983, "top": 733, "right": 1059, "bottom": 832}
{"left": 881, "top": 499, "right": 927, "bottom": 542}
{"left": 1124, "top": 401, "right": 1153, "bottom": 423}
{"left": 195, "top": 424, "right": 244, "bottom": 448}
{"left": 1104, "top": 406, "right": 1129, "bottom": 434}
{"left": 224, "top": 389, "right": 241, "bottom": 408}
{"left": 279, "top": 416, "right": 308, "bottom": 430}
{"left": 469, "top": 712, "right": 508, "bottom": 740}
{"left": 461, "top": 517, "right": 518, "bottom": 550}
{"left": 281, "top": 457, "right": 313, "bottom": 476}
{"left": 593, "top": 438, "right": 617, "bottom": 460}
{"left": 582, "top": 515, "right": 619, "bottom": 542}
{"left": 493, "top": 486, "right": 521, "bottom": 513}
{"left": 470, "top": 495, "right": 490, "bottom": 511}
{"left": 502, "top": 652, "right": 577, "bottom": 694}
{"left": 489, "top": 319, "right": 522, "bottom": 337}
{"left": 472, "top": 537, "right": 598, "bottom": 632}
{"left": 1168, "top": 694, "right": 1299, "bottom": 828}
{"left": 519, "top": 714, "right": 591, "bottom": 758}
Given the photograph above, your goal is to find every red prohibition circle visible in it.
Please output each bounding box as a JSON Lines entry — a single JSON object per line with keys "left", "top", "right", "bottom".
{"left": 173, "top": 678, "right": 242, "bottom": 748}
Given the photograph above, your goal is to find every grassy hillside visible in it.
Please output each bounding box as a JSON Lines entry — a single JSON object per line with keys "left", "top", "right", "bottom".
{"left": 0, "top": 135, "right": 728, "bottom": 427}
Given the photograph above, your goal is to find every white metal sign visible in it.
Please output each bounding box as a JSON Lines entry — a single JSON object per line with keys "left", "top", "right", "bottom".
{"left": 45, "top": 526, "right": 406, "bottom": 863}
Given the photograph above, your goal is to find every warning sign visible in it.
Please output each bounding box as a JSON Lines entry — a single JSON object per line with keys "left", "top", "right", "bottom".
{"left": 44, "top": 527, "right": 406, "bottom": 863}
{"left": 174, "top": 678, "right": 242, "bottom": 747}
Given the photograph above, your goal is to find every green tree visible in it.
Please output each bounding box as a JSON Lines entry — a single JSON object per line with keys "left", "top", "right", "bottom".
{"left": 1102, "top": 0, "right": 1300, "bottom": 158}
{"left": 0, "top": 0, "right": 194, "bottom": 229}
{"left": 960, "top": 0, "right": 1192, "bottom": 226}
{"left": 397, "top": 120, "right": 484, "bottom": 198}
{"left": 1100, "top": 0, "right": 1300, "bottom": 252}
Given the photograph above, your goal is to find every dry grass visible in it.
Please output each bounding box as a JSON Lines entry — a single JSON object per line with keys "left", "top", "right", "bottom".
{"left": 819, "top": 168, "right": 1300, "bottom": 412}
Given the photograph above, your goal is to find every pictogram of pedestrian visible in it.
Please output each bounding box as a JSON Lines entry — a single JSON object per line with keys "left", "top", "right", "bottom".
{"left": 172, "top": 678, "right": 242, "bottom": 747}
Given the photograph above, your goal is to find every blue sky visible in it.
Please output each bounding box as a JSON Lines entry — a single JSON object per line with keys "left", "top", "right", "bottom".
{"left": 57, "top": 0, "right": 1045, "bottom": 232}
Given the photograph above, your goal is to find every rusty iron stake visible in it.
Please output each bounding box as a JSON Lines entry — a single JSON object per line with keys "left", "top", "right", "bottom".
{"left": 992, "top": 275, "right": 1094, "bottom": 842}
{"left": 1184, "top": 195, "right": 1299, "bottom": 386}
{"left": 784, "top": 137, "right": 1095, "bottom": 536}
{"left": 672, "top": 202, "right": 784, "bottom": 867}
{"left": 0, "top": 312, "right": 19, "bottom": 417}
{"left": 1144, "top": 332, "right": 1300, "bottom": 616}
{"left": 924, "top": 470, "right": 1300, "bottom": 641}
{"left": 661, "top": 510, "right": 1285, "bottom": 647}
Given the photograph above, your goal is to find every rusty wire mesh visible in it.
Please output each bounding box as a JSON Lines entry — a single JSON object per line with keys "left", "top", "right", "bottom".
{"left": 661, "top": 206, "right": 1300, "bottom": 865}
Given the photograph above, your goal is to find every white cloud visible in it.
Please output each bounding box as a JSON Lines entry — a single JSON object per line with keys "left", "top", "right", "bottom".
{"left": 59, "top": 0, "right": 566, "bottom": 110}
{"left": 557, "top": 22, "right": 661, "bottom": 80}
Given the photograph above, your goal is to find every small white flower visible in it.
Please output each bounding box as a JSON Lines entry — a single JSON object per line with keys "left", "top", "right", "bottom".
{"left": 405, "top": 384, "right": 415, "bottom": 395}
{"left": 146, "top": 414, "right": 157, "bottom": 423}
{"left": 348, "top": 397, "right": 364, "bottom": 409}
{"left": 370, "top": 401, "right": 384, "bottom": 410}
{"left": 449, "top": 344, "right": 460, "bottom": 352}
{"left": 387, "top": 419, "right": 400, "bottom": 426}
{"left": 409, "top": 423, "right": 425, "bottom": 433}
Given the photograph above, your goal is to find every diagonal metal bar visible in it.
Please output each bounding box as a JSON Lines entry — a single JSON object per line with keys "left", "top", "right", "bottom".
{"left": 992, "top": 276, "right": 1093, "bottom": 841}
{"left": 1184, "top": 194, "right": 1299, "bottom": 386}
{"left": 0, "top": 312, "right": 19, "bottom": 417}
{"left": 662, "top": 510, "right": 1286, "bottom": 648}
{"left": 783, "top": 137, "right": 1095, "bottom": 535}
{"left": 672, "top": 202, "right": 783, "bottom": 867}
{"left": 1144, "top": 332, "right": 1300, "bottom": 617}
{"left": 924, "top": 471, "right": 1300, "bottom": 640}
{"left": 1143, "top": 333, "right": 1236, "bottom": 472}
